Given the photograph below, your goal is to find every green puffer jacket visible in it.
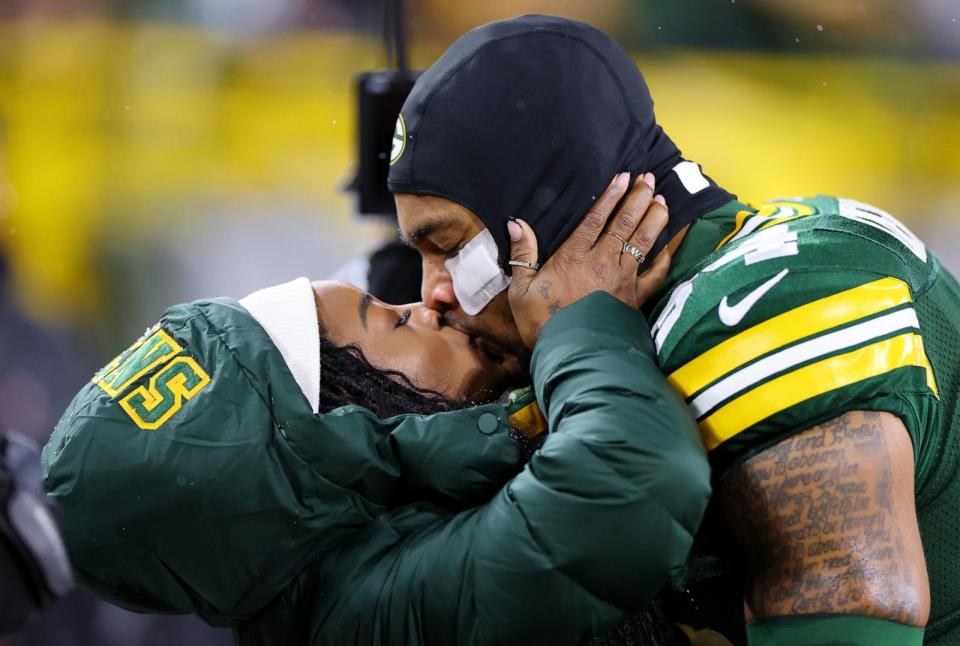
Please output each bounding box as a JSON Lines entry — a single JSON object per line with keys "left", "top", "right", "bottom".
{"left": 43, "top": 295, "right": 525, "bottom": 625}
{"left": 238, "top": 293, "right": 710, "bottom": 645}
{"left": 43, "top": 292, "right": 709, "bottom": 644}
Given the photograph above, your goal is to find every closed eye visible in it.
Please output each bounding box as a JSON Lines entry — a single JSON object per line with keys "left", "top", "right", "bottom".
{"left": 442, "top": 244, "right": 463, "bottom": 259}
{"left": 394, "top": 310, "right": 412, "bottom": 329}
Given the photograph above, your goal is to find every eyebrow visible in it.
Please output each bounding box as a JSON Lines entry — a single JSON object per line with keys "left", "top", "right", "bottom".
{"left": 358, "top": 292, "right": 372, "bottom": 331}
{"left": 401, "top": 217, "right": 457, "bottom": 246}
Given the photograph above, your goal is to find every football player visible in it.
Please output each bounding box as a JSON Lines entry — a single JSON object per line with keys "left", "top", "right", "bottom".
{"left": 389, "top": 15, "right": 958, "bottom": 645}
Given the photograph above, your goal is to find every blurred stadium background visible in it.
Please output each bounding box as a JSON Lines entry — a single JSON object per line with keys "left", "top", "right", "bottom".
{"left": 0, "top": 0, "right": 957, "bottom": 644}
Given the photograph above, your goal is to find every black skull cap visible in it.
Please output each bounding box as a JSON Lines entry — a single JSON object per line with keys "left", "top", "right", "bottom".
{"left": 388, "top": 14, "right": 734, "bottom": 268}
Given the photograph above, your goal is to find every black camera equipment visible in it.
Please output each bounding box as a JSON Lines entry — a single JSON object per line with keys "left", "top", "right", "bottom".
{"left": 351, "top": 0, "right": 421, "bottom": 216}
{"left": 0, "top": 428, "right": 73, "bottom": 636}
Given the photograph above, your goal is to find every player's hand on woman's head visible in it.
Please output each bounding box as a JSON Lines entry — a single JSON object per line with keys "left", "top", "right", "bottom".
{"left": 507, "top": 171, "right": 671, "bottom": 349}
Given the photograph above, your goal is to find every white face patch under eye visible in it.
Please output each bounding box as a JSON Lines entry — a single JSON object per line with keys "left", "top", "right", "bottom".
{"left": 444, "top": 228, "right": 512, "bottom": 315}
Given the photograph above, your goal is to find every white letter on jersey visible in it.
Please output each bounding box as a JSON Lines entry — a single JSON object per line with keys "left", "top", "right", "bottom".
{"left": 838, "top": 198, "right": 927, "bottom": 262}
{"left": 705, "top": 224, "right": 799, "bottom": 272}
{"left": 652, "top": 279, "right": 694, "bottom": 354}
{"left": 654, "top": 225, "right": 798, "bottom": 354}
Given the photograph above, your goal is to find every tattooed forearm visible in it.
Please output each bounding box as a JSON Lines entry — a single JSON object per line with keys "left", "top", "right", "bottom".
{"left": 538, "top": 280, "right": 553, "bottom": 300}
{"left": 720, "top": 411, "right": 928, "bottom": 625}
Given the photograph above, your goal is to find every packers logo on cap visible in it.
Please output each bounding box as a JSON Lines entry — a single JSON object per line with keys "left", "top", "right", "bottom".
{"left": 390, "top": 114, "right": 407, "bottom": 165}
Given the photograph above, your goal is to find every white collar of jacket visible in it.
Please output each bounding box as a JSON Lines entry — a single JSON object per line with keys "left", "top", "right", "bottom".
{"left": 239, "top": 277, "right": 320, "bottom": 413}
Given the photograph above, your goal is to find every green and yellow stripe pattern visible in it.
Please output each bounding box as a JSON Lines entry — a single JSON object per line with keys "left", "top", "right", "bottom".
{"left": 667, "top": 277, "right": 938, "bottom": 451}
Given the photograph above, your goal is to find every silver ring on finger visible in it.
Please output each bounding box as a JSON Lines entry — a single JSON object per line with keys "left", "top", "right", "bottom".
{"left": 508, "top": 259, "right": 540, "bottom": 271}
{"left": 623, "top": 242, "right": 646, "bottom": 264}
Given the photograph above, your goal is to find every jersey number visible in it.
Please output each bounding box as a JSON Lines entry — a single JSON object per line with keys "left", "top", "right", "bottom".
{"left": 838, "top": 198, "right": 927, "bottom": 261}
{"left": 652, "top": 224, "right": 798, "bottom": 352}
{"left": 94, "top": 327, "right": 211, "bottom": 430}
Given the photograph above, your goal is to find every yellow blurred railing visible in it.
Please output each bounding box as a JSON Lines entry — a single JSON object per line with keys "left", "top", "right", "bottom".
{"left": 1, "top": 19, "right": 958, "bottom": 325}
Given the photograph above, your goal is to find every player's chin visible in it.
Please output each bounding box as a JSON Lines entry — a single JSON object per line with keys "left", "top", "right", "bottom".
{"left": 449, "top": 349, "right": 505, "bottom": 396}
{"left": 461, "top": 334, "right": 520, "bottom": 381}
{"left": 455, "top": 370, "right": 509, "bottom": 406}
{"left": 468, "top": 332, "right": 528, "bottom": 378}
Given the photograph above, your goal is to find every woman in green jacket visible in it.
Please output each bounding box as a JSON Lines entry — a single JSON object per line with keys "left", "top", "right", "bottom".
{"left": 43, "top": 180, "right": 710, "bottom": 644}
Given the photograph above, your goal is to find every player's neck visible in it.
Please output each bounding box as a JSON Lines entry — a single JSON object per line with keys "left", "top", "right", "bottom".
{"left": 666, "top": 223, "right": 693, "bottom": 257}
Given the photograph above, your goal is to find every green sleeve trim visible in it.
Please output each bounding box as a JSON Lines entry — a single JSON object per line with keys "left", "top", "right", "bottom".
{"left": 747, "top": 614, "right": 924, "bottom": 646}
{"left": 530, "top": 292, "right": 654, "bottom": 408}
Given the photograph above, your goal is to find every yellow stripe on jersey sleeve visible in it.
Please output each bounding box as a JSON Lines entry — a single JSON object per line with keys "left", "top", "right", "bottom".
{"left": 699, "top": 332, "right": 937, "bottom": 451}
{"left": 667, "top": 276, "right": 913, "bottom": 400}
{"left": 715, "top": 210, "right": 755, "bottom": 249}
{"left": 715, "top": 202, "right": 817, "bottom": 249}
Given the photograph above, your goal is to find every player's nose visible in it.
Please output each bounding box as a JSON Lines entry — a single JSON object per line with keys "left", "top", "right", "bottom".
{"left": 421, "top": 268, "right": 459, "bottom": 313}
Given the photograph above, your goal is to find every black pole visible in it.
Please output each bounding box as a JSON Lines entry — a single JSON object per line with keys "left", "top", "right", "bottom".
{"left": 383, "top": 0, "right": 395, "bottom": 69}
{"left": 392, "top": 0, "right": 408, "bottom": 72}
{"left": 383, "top": 0, "right": 408, "bottom": 72}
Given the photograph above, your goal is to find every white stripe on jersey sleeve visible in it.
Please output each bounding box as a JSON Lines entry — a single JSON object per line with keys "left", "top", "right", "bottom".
{"left": 689, "top": 307, "right": 920, "bottom": 418}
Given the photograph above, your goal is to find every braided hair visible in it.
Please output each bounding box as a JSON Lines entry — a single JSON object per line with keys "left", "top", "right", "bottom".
{"left": 317, "top": 335, "right": 457, "bottom": 417}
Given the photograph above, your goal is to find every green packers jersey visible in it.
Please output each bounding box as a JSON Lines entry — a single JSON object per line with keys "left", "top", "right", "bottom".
{"left": 650, "top": 195, "right": 960, "bottom": 644}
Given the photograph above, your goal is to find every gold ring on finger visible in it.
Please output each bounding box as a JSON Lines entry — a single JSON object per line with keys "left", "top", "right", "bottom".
{"left": 604, "top": 231, "right": 628, "bottom": 245}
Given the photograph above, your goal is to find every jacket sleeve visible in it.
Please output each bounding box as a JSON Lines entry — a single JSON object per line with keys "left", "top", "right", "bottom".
{"left": 41, "top": 298, "right": 524, "bottom": 626}
{"left": 242, "top": 292, "right": 711, "bottom": 646}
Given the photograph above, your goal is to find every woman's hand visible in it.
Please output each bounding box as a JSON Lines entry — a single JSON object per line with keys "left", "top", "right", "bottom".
{"left": 507, "top": 171, "right": 671, "bottom": 349}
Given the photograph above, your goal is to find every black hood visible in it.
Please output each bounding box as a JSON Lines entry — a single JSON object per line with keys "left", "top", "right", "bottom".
{"left": 388, "top": 14, "right": 734, "bottom": 269}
